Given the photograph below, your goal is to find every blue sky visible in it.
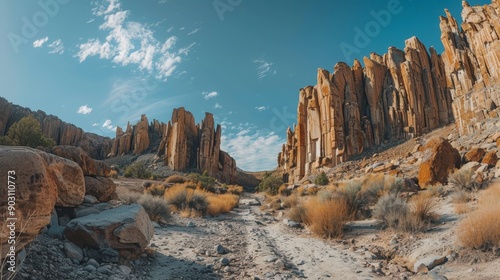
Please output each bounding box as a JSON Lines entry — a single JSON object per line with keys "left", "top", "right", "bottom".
{"left": 0, "top": 0, "right": 491, "bottom": 171}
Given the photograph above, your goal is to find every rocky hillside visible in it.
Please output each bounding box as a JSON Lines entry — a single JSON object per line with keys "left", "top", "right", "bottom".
{"left": 0, "top": 97, "right": 112, "bottom": 159}
{"left": 279, "top": 0, "right": 500, "bottom": 183}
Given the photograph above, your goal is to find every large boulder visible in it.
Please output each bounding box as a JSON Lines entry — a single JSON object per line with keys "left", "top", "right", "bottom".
{"left": 0, "top": 146, "right": 85, "bottom": 255}
{"left": 84, "top": 176, "right": 117, "bottom": 202}
{"left": 464, "top": 147, "right": 485, "bottom": 163}
{"left": 64, "top": 204, "right": 154, "bottom": 253}
{"left": 418, "top": 137, "right": 461, "bottom": 188}
{"left": 52, "top": 146, "right": 110, "bottom": 177}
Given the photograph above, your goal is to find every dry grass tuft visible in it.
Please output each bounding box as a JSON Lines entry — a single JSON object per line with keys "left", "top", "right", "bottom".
{"left": 454, "top": 203, "right": 470, "bottom": 214}
{"left": 409, "top": 191, "right": 438, "bottom": 222}
{"left": 448, "top": 168, "right": 476, "bottom": 191}
{"left": 164, "top": 184, "right": 188, "bottom": 210}
{"left": 207, "top": 194, "right": 239, "bottom": 216}
{"left": 226, "top": 185, "right": 244, "bottom": 195}
{"left": 303, "top": 197, "right": 351, "bottom": 239}
{"left": 165, "top": 175, "right": 186, "bottom": 184}
{"left": 282, "top": 193, "right": 298, "bottom": 209}
{"left": 458, "top": 183, "right": 500, "bottom": 249}
{"left": 144, "top": 183, "right": 167, "bottom": 197}
{"left": 287, "top": 205, "right": 307, "bottom": 223}
{"left": 120, "top": 192, "right": 170, "bottom": 222}
{"left": 109, "top": 169, "right": 118, "bottom": 179}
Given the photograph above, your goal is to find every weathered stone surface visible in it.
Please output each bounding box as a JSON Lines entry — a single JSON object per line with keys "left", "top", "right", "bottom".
{"left": 418, "top": 137, "right": 461, "bottom": 188}
{"left": 133, "top": 115, "right": 150, "bottom": 155}
{"left": 464, "top": 147, "right": 486, "bottom": 162}
{"left": 278, "top": 1, "right": 500, "bottom": 183}
{"left": 52, "top": 146, "right": 110, "bottom": 177}
{"left": 0, "top": 97, "right": 111, "bottom": 159}
{"left": 84, "top": 176, "right": 117, "bottom": 202}
{"left": 482, "top": 151, "right": 499, "bottom": 167}
{"left": 64, "top": 204, "right": 154, "bottom": 252}
{"left": 0, "top": 146, "right": 85, "bottom": 255}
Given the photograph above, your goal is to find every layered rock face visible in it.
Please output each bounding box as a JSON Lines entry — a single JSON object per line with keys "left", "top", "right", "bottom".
{"left": 110, "top": 108, "right": 236, "bottom": 183}
{"left": 440, "top": 0, "right": 500, "bottom": 135}
{"left": 279, "top": 37, "right": 454, "bottom": 182}
{"left": 158, "top": 108, "right": 237, "bottom": 183}
{"left": 0, "top": 97, "right": 112, "bottom": 159}
{"left": 279, "top": 1, "right": 500, "bottom": 183}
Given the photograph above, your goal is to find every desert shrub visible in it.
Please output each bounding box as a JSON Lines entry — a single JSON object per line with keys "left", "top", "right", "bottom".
{"left": 303, "top": 197, "right": 351, "bottom": 239}
{"left": 258, "top": 173, "right": 283, "bottom": 195}
{"left": 260, "top": 196, "right": 282, "bottom": 211}
{"left": 165, "top": 175, "right": 185, "bottom": 184}
{"left": 287, "top": 205, "right": 308, "bottom": 223}
{"left": 314, "top": 171, "right": 329, "bottom": 186}
{"left": 138, "top": 194, "right": 171, "bottom": 222}
{"left": 448, "top": 168, "right": 476, "bottom": 191}
{"left": 458, "top": 183, "right": 500, "bottom": 250}
{"left": 337, "top": 180, "right": 363, "bottom": 215}
{"left": 373, "top": 193, "right": 409, "bottom": 229}
{"left": 282, "top": 193, "right": 298, "bottom": 209}
{"left": 5, "top": 115, "right": 55, "bottom": 148}
{"left": 109, "top": 169, "right": 118, "bottom": 179}
{"left": 451, "top": 190, "right": 470, "bottom": 204}
{"left": 123, "top": 163, "right": 151, "bottom": 179}
{"left": 0, "top": 136, "right": 14, "bottom": 146}
{"left": 409, "top": 192, "right": 438, "bottom": 223}
{"left": 165, "top": 184, "right": 188, "bottom": 210}
{"left": 227, "top": 185, "right": 244, "bottom": 195}
{"left": 188, "top": 193, "right": 209, "bottom": 215}
{"left": 186, "top": 173, "right": 201, "bottom": 183}
{"left": 144, "top": 184, "right": 166, "bottom": 197}
{"left": 120, "top": 192, "right": 170, "bottom": 222}
{"left": 278, "top": 185, "right": 290, "bottom": 196}
{"left": 199, "top": 171, "right": 217, "bottom": 192}
{"left": 207, "top": 193, "right": 239, "bottom": 216}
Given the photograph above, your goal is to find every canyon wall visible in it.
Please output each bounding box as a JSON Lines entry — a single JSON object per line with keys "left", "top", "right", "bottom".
{"left": 110, "top": 108, "right": 237, "bottom": 183}
{"left": 279, "top": 0, "right": 500, "bottom": 183}
{"left": 0, "top": 97, "right": 112, "bottom": 159}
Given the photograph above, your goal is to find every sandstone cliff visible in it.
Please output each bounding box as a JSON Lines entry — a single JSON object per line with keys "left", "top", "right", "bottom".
{"left": 279, "top": 0, "right": 500, "bottom": 183}
{"left": 0, "top": 97, "right": 112, "bottom": 159}
{"left": 110, "top": 108, "right": 236, "bottom": 183}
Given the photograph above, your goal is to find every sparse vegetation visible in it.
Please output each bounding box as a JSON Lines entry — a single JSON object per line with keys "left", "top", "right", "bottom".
{"left": 373, "top": 193, "right": 409, "bottom": 230}
{"left": 120, "top": 192, "right": 171, "bottom": 223}
{"left": 448, "top": 168, "right": 476, "bottom": 191}
{"left": 282, "top": 193, "right": 298, "bottom": 209}
{"left": 2, "top": 115, "right": 55, "bottom": 148}
{"left": 458, "top": 183, "right": 500, "bottom": 250}
{"left": 258, "top": 173, "right": 283, "bottom": 195}
{"left": 124, "top": 163, "right": 152, "bottom": 179}
{"left": 287, "top": 205, "right": 308, "bottom": 223}
{"left": 207, "top": 194, "right": 239, "bottom": 216}
{"left": 165, "top": 175, "right": 185, "bottom": 184}
{"left": 303, "top": 196, "right": 350, "bottom": 239}
{"left": 226, "top": 185, "right": 244, "bottom": 195}
{"left": 314, "top": 171, "right": 329, "bottom": 186}
{"left": 144, "top": 183, "right": 167, "bottom": 197}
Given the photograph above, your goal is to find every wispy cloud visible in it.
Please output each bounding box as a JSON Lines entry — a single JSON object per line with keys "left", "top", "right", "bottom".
{"left": 92, "top": 123, "right": 99, "bottom": 127}
{"left": 76, "top": 0, "right": 192, "bottom": 80}
{"left": 187, "top": 28, "right": 201, "bottom": 35}
{"left": 102, "top": 119, "right": 117, "bottom": 132}
{"left": 202, "top": 91, "right": 218, "bottom": 100}
{"left": 254, "top": 57, "right": 276, "bottom": 80}
{"left": 33, "top": 37, "right": 48, "bottom": 48}
{"left": 214, "top": 103, "right": 222, "bottom": 109}
{"left": 48, "top": 39, "right": 64, "bottom": 55}
{"left": 255, "top": 106, "right": 267, "bottom": 112}
{"left": 77, "top": 105, "right": 93, "bottom": 114}
{"left": 221, "top": 129, "right": 284, "bottom": 171}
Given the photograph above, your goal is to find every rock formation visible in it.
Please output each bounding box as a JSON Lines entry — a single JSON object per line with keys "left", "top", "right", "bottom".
{"left": 0, "top": 97, "right": 112, "bottom": 159}
{"left": 158, "top": 108, "right": 236, "bottom": 183}
{"left": 440, "top": 1, "right": 500, "bottom": 135}
{"left": 279, "top": 0, "right": 500, "bottom": 183}
{"left": 418, "top": 137, "right": 461, "bottom": 188}
{"left": 0, "top": 146, "right": 85, "bottom": 255}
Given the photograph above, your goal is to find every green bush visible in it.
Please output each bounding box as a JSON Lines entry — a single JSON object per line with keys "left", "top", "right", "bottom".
{"left": 199, "top": 171, "right": 217, "bottom": 192}
{"left": 4, "top": 115, "right": 55, "bottom": 148}
{"left": 258, "top": 173, "right": 284, "bottom": 195}
{"left": 314, "top": 171, "right": 329, "bottom": 186}
{"left": 123, "top": 163, "right": 151, "bottom": 179}
{"left": 0, "top": 136, "right": 14, "bottom": 146}
{"left": 188, "top": 193, "right": 208, "bottom": 215}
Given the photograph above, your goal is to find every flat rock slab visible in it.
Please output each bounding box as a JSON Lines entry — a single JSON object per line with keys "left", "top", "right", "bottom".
{"left": 240, "top": 199, "right": 261, "bottom": 206}
{"left": 414, "top": 255, "right": 447, "bottom": 272}
{"left": 65, "top": 204, "right": 154, "bottom": 251}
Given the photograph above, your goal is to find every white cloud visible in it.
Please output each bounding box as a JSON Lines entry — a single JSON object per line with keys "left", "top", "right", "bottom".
{"left": 167, "top": 26, "right": 174, "bottom": 33}
{"left": 48, "top": 39, "right": 64, "bottom": 54}
{"left": 254, "top": 57, "right": 276, "bottom": 80}
{"left": 214, "top": 103, "right": 222, "bottom": 109}
{"left": 77, "top": 0, "right": 192, "bottom": 80}
{"left": 102, "top": 119, "right": 117, "bottom": 131}
{"left": 33, "top": 37, "right": 49, "bottom": 48}
{"left": 77, "top": 105, "right": 93, "bottom": 114}
{"left": 202, "top": 91, "right": 218, "bottom": 100}
{"left": 255, "top": 106, "right": 267, "bottom": 112}
{"left": 221, "top": 130, "right": 284, "bottom": 171}
{"left": 187, "top": 28, "right": 201, "bottom": 35}
{"left": 92, "top": 123, "right": 99, "bottom": 127}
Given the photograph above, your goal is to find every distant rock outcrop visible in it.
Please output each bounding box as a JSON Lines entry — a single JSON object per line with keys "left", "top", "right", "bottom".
{"left": 110, "top": 108, "right": 237, "bottom": 183}
{"left": 279, "top": 0, "right": 500, "bottom": 183}
{"left": 0, "top": 97, "right": 112, "bottom": 159}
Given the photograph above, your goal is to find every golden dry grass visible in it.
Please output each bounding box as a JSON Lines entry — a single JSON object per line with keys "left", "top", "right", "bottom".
{"left": 458, "top": 183, "right": 500, "bottom": 249}
{"left": 282, "top": 193, "right": 298, "bottom": 209}
{"left": 207, "top": 193, "right": 239, "bottom": 216}
{"left": 287, "top": 205, "right": 307, "bottom": 223}
{"left": 227, "top": 185, "right": 244, "bottom": 195}
{"left": 303, "top": 197, "right": 351, "bottom": 239}
{"left": 454, "top": 203, "right": 469, "bottom": 214}
{"left": 144, "top": 183, "right": 166, "bottom": 197}
{"left": 109, "top": 169, "right": 118, "bottom": 178}
{"left": 409, "top": 191, "right": 438, "bottom": 222}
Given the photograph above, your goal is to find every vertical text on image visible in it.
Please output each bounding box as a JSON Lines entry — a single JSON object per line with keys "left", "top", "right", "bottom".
{"left": 6, "top": 170, "right": 17, "bottom": 272}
